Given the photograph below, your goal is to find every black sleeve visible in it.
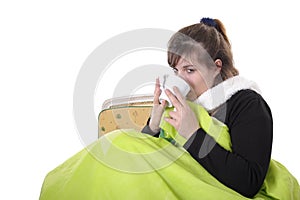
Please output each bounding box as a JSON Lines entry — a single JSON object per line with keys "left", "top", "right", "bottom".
{"left": 141, "top": 118, "right": 160, "bottom": 137}
{"left": 185, "top": 90, "right": 273, "bottom": 198}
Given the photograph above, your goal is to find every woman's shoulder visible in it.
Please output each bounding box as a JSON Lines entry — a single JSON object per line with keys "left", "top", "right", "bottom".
{"left": 226, "top": 89, "right": 272, "bottom": 119}
{"left": 230, "top": 89, "right": 263, "bottom": 101}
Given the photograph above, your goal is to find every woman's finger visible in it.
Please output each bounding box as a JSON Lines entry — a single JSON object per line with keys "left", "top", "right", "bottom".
{"left": 153, "top": 78, "right": 162, "bottom": 104}
{"left": 164, "top": 117, "right": 177, "bottom": 128}
{"left": 173, "top": 86, "right": 187, "bottom": 107}
{"left": 168, "top": 111, "right": 178, "bottom": 119}
{"left": 165, "top": 88, "right": 182, "bottom": 109}
{"left": 161, "top": 99, "right": 168, "bottom": 107}
{"left": 155, "top": 77, "right": 161, "bottom": 89}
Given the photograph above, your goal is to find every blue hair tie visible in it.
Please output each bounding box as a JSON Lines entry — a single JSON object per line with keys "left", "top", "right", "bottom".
{"left": 200, "top": 17, "right": 217, "bottom": 28}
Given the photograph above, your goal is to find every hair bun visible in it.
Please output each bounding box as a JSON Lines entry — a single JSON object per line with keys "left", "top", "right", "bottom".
{"left": 200, "top": 17, "right": 217, "bottom": 28}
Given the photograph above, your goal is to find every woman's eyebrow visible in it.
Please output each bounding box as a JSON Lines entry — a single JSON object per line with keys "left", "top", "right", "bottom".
{"left": 173, "top": 64, "right": 194, "bottom": 70}
{"left": 182, "top": 64, "right": 194, "bottom": 68}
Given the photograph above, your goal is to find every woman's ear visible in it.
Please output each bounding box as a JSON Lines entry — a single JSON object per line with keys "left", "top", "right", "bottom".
{"left": 211, "top": 59, "right": 223, "bottom": 85}
{"left": 215, "top": 59, "right": 222, "bottom": 68}
{"left": 214, "top": 59, "right": 222, "bottom": 75}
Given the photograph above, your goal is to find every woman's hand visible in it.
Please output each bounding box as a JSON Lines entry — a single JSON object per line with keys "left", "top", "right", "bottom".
{"left": 164, "top": 86, "right": 200, "bottom": 139}
{"left": 149, "top": 78, "right": 168, "bottom": 133}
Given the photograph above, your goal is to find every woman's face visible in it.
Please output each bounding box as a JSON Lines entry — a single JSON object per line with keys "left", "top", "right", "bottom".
{"left": 173, "top": 58, "right": 219, "bottom": 101}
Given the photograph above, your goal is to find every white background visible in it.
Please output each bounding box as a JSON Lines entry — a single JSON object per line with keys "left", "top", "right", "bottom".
{"left": 1, "top": 0, "right": 299, "bottom": 199}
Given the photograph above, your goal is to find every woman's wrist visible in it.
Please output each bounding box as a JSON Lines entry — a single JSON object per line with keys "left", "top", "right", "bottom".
{"left": 149, "top": 123, "right": 160, "bottom": 133}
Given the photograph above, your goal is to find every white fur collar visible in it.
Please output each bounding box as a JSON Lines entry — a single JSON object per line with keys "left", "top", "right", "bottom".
{"left": 194, "top": 76, "right": 261, "bottom": 112}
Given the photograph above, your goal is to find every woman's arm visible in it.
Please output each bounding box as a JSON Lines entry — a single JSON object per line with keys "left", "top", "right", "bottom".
{"left": 186, "top": 90, "right": 273, "bottom": 198}
{"left": 141, "top": 118, "right": 160, "bottom": 137}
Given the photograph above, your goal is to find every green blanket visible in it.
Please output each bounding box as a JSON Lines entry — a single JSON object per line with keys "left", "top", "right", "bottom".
{"left": 40, "top": 102, "right": 300, "bottom": 200}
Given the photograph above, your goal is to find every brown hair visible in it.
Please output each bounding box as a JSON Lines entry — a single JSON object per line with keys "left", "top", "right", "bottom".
{"left": 167, "top": 18, "right": 239, "bottom": 80}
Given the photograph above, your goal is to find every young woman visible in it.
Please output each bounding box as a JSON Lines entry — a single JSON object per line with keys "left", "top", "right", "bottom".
{"left": 142, "top": 18, "right": 273, "bottom": 198}
{"left": 40, "top": 18, "right": 299, "bottom": 200}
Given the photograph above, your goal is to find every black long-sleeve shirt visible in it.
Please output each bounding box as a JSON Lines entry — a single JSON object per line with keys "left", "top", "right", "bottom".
{"left": 142, "top": 89, "right": 273, "bottom": 198}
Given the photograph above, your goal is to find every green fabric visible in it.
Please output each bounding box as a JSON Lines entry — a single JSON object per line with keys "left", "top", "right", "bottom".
{"left": 159, "top": 101, "right": 231, "bottom": 151}
{"left": 40, "top": 102, "right": 300, "bottom": 200}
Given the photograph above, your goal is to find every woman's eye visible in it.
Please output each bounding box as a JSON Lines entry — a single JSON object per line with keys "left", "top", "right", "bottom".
{"left": 187, "top": 68, "right": 195, "bottom": 73}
